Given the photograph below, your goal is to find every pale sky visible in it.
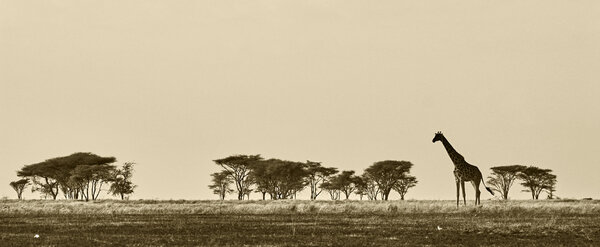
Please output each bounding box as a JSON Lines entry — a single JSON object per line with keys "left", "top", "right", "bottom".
{"left": 1, "top": 0, "right": 599, "bottom": 200}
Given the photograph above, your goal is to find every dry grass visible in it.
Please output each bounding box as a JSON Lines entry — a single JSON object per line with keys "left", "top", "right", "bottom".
{"left": 1, "top": 199, "right": 599, "bottom": 246}
{"left": 1, "top": 198, "right": 599, "bottom": 215}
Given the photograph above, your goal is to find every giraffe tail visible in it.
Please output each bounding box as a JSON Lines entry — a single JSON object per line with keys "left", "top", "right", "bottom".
{"left": 481, "top": 178, "right": 495, "bottom": 196}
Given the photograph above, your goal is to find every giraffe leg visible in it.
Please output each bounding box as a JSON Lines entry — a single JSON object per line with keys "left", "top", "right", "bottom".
{"left": 461, "top": 181, "right": 466, "bottom": 206}
{"left": 456, "top": 180, "right": 460, "bottom": 208}
{"left": 472, "top": 181, "right": 481, "bottom": 205}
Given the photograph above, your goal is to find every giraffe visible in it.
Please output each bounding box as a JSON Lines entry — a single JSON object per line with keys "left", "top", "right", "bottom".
{"left": 432, "top": 131, "right": 494, "bottom": 207}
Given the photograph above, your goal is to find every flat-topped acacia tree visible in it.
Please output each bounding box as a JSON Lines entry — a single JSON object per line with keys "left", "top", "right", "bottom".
{"left": 249, "top": 159, "right": 308, "bottom": 200}
{"left": 213, "top": 154, "right": 262, "bottom": 200}
{"left": 328, "top": 170, "right": 360, "bottom": 200}
{"left": 17, "top": 152, "right": 116, "bottom": 200}
{"left": 518, "top": 166, "right": 557, "bottom": 200}
{"left": 364, "top": 160, "right": 414, "bottom": 201}
{"left": 9, "top": 178, "right": 30, "bottom": 199}
{"left": 305, "top": 160, "right": 338, "bottom": 200}
{"left": 392, "top": 175, "right": 418, "bottom": 200}
{"left": 487, "top": 165, "right": 527, "bottom": 200}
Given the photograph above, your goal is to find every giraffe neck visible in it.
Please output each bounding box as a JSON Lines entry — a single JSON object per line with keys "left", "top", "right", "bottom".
{"left": 440, "top": 136, "right": 465, "bottom": 165}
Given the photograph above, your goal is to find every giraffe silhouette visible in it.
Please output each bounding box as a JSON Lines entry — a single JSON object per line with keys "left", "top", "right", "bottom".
{"left": 432, "top": 131, "right": 494, "bottom": 207}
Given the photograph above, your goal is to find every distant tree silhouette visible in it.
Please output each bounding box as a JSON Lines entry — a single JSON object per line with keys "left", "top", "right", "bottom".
{"left": 487, "top": 165, "right": 526, "bottom": 200}
{"left": 329, "top": 170, "right": 359, "bottom": 200}
{"left": 9, "top": 178, "right": 30, "bottom": 199}
{"left": 353, "top": 176, "right": 368, "bottom": 200}
{"left": 17, "top": 152, "right": 117, "bottom": 200}
{"left": 109, "top": 162, "right": 137, "bottom": 200}
{"left": 360, "top": 173, "right": 380, "bottom": 200}
{"left": 364, "top": 160, "right": 414, "bottom": 200}
{"left": 320, "top": 181, "right": 341, "bottom": 200}
{"left": 214, "top": 155, "right": 262, "bottom": 200}
{"left": 305, "top": 160, "right": 338, "bottom": 200}
{"left": 517, "top": 166, "right": 557, "bottom": 200}
{"left": 544, "top": 178, "right": 557, "bottom": 199}
{"left": 249, "top": 159, "right": 307, "bottom": 200}
{"left": 208, "top": 171, "right": 233, "bottom": 200}
{"left": 392, "top": 175, "right": 418, "bottom": 200}
{"left": 70, "top": 164, "right": 115, "bottom": 201}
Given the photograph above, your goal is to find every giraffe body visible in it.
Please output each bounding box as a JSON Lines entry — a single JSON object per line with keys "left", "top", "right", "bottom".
{"left": 432, "top": 132, "right": 494, "bottom": 207}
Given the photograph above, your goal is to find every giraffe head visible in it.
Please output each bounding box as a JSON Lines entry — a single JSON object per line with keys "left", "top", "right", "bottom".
{"left": 432, "top": 131, "right": 444, "bottom": 143}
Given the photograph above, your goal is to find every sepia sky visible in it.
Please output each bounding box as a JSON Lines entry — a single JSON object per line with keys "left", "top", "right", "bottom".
{"left": 1, "top": 0, "right": 599, "bottom": 200}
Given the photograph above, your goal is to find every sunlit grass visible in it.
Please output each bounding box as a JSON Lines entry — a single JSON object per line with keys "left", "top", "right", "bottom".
{"left": 1, "top": 199, "right": 598, "bottom": 215}
{"left": 1, "top": 199, "right": 598, "bottom": 245}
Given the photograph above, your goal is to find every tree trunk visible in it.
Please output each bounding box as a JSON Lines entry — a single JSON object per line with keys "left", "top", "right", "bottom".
{"left": 86, "top": 180, "right": 91, "bottom": 201}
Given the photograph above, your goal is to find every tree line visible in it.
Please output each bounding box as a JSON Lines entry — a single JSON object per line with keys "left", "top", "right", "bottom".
{"left": 487, "top": 165, "right": 557, "bottom": 200}
{"left": 9, "top": 152, "right": 136, "bottom": 201}
{"left": 211, "top": 155, "right": 558, "bottom": 201}
{"left": 209, "top": 154, "right": 418, "bottom": 201}
{"left": 7, "top": 152, "right": 557, "bottom": 201}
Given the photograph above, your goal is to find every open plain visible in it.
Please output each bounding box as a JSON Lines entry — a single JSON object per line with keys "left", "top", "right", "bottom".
{"left": 0, "top": 199, "right": 599, "bottom": 246}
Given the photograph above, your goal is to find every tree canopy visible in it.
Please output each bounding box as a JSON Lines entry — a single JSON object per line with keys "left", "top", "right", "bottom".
{"left": 517, "top": 166, "right": 557, "bottom": 200}
{"left": 109, "top": 162, "right": 137, "bottom": 200}
{"left": 329, "top": 170, "right": 359, "bottom": 200}
{"left": 249, "top": 159, "right": 308, "bottom": 200}
{"left": 305, "top": 160, "right": 338, "bottom": 200}
{"left": 364, "top": 160, "right": 414, "bottom": 200}
{"left": 392, "top": 175, "right": 418, "bottom": 200}
{"left": 208, "top": 171, "right": 233, "bottom": 200}
{"left": 214, "top": 154, "right": 262, "bottom": 200}
{"left": 16, "top": 152, "right": 125, "bottom": 200}
{"left": 9, "top": 178, "right": 30, "bottom": 200}
{"left": 487, "top": 165, "right": 527, "bottom": 200}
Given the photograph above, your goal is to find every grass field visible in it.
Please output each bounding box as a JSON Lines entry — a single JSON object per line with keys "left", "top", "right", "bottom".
{"left": 1, "top": 199, "right": 599, "bottom": 246}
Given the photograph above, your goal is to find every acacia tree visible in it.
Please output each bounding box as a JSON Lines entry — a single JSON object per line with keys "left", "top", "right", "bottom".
{"left": 109, "top": 162, "right": 137, "bottom": 200}
{"left": 18, "top": 160, "right": 60, "bottom": 199}
{"left": 276, "top": 160, "right": 307, "bottom": 199}
{"left": 249, "top": 159, "right": 307, "bottom": 200}
{"left": 70, "top": 164, "right": 116, "bottom": 201}
{"left": 364, "top": 160, "right": 414, "bottom": 200}
{"left": 320, "top": 181, "right": 340, "bottom": 200}
{"left": 518, "top": 166, "right": 557, "bottom": 200}
{"left": 360, "top": 173, "right": 380, "bottom": 200}
{"left": 214, "top": 155, "right": 262, "bottom": 200}
{"left": 208, "top": 171, "right": 233, "bottom": 200}
{"left": 305, "top": 160, "right": 338, "bottom": 200}
{"left": 9, "top": 179, "right": 30, "bottom": 199}
{"left": 17, "top": 152, "right": 116, "bottom": 200}
{"left": 353, "top": 176, "right": 368, "bottom": 200}
{"left": 392, "top": 175, "right": 418, "bottom": 200}
{"left": 544, "top": 177, "right": 557, "bottom": 199}
{"left": 249, "top": 163, "right": 273, "bottom": 200}
{"left": 486, "top": 165, "right": 526, "bottom": 200}
{"left": 329, "top": 170, "right": 359, "bottom": 200}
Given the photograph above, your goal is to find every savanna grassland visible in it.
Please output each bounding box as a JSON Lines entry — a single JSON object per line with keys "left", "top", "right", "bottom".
{"left": 1, "top": 199, "right": 599, "bottom": 246}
